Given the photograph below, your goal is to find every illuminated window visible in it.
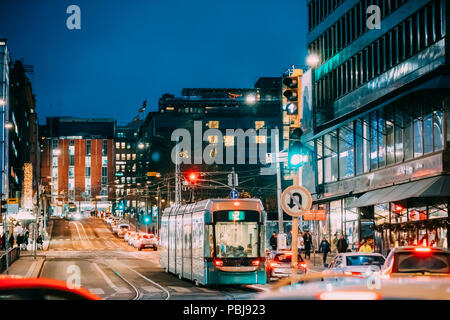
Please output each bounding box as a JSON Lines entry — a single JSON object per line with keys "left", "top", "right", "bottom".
{"left": 208, "top": 121, "right": 219, "bottom": 129}
{"left": 116, "top": 165, "right": 120, "bottom": 172}
{"left": 116, "top": 154, "right": 120, "bottom": 161}
{"left": 132, "top": 154, "right": 136, "bottom": 160}
{"left": 255, "top": 136, "right": 266, "bottom": 144}
{"left": 121, "top": 154, "right": 126, "bottom": 160}
{"left": 115, "top": 142, "right": 120, "bottom": 149}
{"left": 255, "top": 121, "right": 265, "bottom": 130}
{"left": 127, "top": 154, "right": 131, "bottom": 160}
{"left": 208, "top": 136, "right": 218, "bottom": 144}
{"left": 132, "top": 164, "right": 136, "bottom": 172}
{"left": 224, "top": 136, "right": 235, "bottom": 147}
{"left": 121, "top": 142, "right": 125, "bottom": 149}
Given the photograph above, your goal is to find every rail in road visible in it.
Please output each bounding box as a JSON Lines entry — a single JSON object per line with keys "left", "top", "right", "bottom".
{"left": 41, "top": 218, "right": 258, "bottom": 300}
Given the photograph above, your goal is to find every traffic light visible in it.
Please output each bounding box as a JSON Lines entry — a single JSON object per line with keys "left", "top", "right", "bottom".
{"left": 185, "top": 170, "right": 199, "bottom": 184}
{"left": 0, "top": 200, "right": 6, "bottom": 213}
{"left": 282, "top": 74, "right": 300, "bottom": 115}
{"left": 288, "top": 128, "right": 308, "bottom": 168}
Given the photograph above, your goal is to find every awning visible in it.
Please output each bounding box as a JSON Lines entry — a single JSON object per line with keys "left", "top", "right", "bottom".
{"left": 348, "top": 176, "right": 450, "bottom": 208}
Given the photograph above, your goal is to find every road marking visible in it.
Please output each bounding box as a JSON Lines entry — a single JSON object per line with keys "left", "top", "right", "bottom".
{"left": 93, "top": 262, "right": 120, "bottom": 292}
{"left": 88, "top": 288, "right": 105, "bottom": 295}
{"left": 78, "top": 222, "right": 95, "bottom": 250}
{"left": 25, "top": 261, "right": 38, "bottom": 278}
{"left": 198, "top": 288, "right": 216, "bottom": 293}
{"left": 115, "top": 287, "right": 132, "bottom": 294}
{"left": 168, "top": 286, "right": 192, "bottom": 293}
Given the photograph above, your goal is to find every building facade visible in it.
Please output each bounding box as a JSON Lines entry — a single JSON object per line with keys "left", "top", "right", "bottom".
{"left": 0, "top": 39, "right": 10, "bottom": 201}
{"left": 40, "top": 117, "right": 115, "bottom": 216}
{"left": 9, "top": 60, "right": 40, "bottom": 209}
{"left": 304, "top": 0, "right": 450, "bottom": 253}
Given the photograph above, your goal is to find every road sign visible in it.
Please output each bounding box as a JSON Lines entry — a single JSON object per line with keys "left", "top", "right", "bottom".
{"left": 280, "top": 185, "right": 312, "bottom": 217}
{"left": 265, "top": 152, "right": 288, "bottom": 164}
{"left": 229, "top": 189, "right": 239, "bottom": 199}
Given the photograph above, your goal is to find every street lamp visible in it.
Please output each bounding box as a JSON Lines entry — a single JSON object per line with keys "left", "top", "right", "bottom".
{"left": 306, "top": 53, "right": 320, "bottom": 68}
{"left": 245, "top": 94, "right": 257, "bottom": 105}
{"left": 138, "top": 143, "right": 145, "bottom": 149}
{"left": 5, "top": 122, "right": 13, "bottom": 130}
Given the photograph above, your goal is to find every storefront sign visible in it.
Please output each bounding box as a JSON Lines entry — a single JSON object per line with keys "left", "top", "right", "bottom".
{"left": 302, "top": 210, "right": 326, "bottom": 221}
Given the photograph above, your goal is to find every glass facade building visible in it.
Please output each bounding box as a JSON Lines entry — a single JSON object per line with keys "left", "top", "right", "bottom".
{"left": 0, "top": 40, "right": 10, "bottom": 199}
{"left": 305, "top": 0, "right": 449, "bottom": 254}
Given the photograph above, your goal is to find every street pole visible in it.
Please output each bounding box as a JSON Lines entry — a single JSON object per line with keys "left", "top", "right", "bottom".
{"left": 175, "top": 138, "right": 181, "bottom": 205}
{"left": 291, "top": 168, "right": 300, "bottom": 283}
{"left": 275, "top": 129, "right": 284, "bottom": 234}
{"left": 3, "top": 195, "right": 9, "bottom": 275}
{"left": 157, "top": 186, "right": 161, "bottom": 238}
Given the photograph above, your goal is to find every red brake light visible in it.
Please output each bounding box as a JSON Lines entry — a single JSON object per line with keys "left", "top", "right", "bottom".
{"left": 214, "top": 259, "right": 223, "bottom": 267}
{"left": 270, "top": 262, "right": 281, "bottom": 268}
{"left": 415, "top": 247, "right": 431, "bottom": 252}
{"left": 252, "top": 259, "right": 260, "bottom": 267}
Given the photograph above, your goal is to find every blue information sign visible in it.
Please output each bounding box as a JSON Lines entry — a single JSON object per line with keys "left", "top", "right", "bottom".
{"left": 229, "top": 189, "right": 239, "bottom": 199}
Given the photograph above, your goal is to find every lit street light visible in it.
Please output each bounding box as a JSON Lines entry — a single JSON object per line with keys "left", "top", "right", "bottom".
{"left": 306, "top": 53, "right": 320, "bottom": 68}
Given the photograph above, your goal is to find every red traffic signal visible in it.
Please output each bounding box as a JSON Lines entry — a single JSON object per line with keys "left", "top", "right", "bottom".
{"left": 186, "top": 171, "right": 199, "bottom": 184}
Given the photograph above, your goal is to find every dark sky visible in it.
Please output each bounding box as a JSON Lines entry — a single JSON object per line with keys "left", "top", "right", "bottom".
{"left": 0, "top": 0, "right": 308, "bottom": 125}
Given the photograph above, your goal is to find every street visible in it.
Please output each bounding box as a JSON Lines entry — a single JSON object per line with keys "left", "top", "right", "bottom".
{"left": 30, "top": 218, "right": 259, "bottom": 300}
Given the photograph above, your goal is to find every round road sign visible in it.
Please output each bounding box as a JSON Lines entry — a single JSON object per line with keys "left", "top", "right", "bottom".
{"left": 280, "top": 186, "right": 312, "bottom": 217}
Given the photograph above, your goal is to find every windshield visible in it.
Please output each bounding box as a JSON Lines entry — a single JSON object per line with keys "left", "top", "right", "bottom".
{"left": 215, "top": 222, "right": 259, "bottom": 258}
{"left": 346, "top": 255, "right": 385, "bottom": 266}
{"left": 396, "top": 252, "right": 450, "bottom": 273}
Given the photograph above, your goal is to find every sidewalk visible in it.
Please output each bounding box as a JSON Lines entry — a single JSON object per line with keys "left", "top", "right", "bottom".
{"left": 2, "top": 251, "right": 46, "bottom": 278}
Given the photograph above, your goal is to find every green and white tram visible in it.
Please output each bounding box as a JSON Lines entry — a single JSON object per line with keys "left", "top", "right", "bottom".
{"left": 160, "top": 198, "right": 267, "bottom": 286}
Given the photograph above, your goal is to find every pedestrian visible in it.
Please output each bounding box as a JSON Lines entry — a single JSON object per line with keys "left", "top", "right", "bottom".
{"left": 336, "top": 235, "right": 348, "bottom": 253}
{"left": 298, "top": 231, "right": 304, "bottom": 254}
{"left": 303, "top": 230, "right": 312, "bottom": 259}
{"left": 269, "top": 232, "right": 277, "bottom": 251}
{"left": 23, "top": 230, "right": 29, "bottom": 251}
{"left": 359, "top": 240, "right": 372, "bottom": 253}
{"left": 37, "top": 234, "right": 43, "bottom": 250}
{"left": 17, "top": 233, "right": 23, "bottom": 250}
{"left": 9, "top": 234, "right": 15, "bottom": 248}
{"left": 0, "top": 233, "right": 4, "bottom": 250}
{"left": 319, "top": 237, "right": 331, "bottom": 266}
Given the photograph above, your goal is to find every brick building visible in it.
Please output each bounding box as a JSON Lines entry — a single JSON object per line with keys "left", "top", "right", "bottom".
{"left": 40, "top": 117, "right": 115, "bottom": 216}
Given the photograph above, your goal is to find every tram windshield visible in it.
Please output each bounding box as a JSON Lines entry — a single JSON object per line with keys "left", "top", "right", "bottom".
{"left": 215, "top": 222, "right": 259, "bottom": 258}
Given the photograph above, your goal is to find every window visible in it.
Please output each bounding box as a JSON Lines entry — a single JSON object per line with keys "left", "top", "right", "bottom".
{"left": 116, "top": 165, "right": 120, "bottom": 172}
{"left": 386, "top": 108, "right": 395, "bottom": 165}
{"left": 338, "top": 124, "right": 354, "bottom": 179}
{"left": 208, "top": 121, "right": 219, "bottom": 129}
{"left": 115, "top": 142, "right": 120, "bottom": 149}
{"left": 102, "top": 167, "right": 107, "bottom": 177}
{"left": 370, "top": 112, "right": 378, "bottom": 170}
{"left": 355, "top": 120, "right": 364, "bottom": 175}
{"left": 404, "top": 111, "right": 414, "bottom": 160}
{"left": 116, "top": 154, "right": 120, "bottom": 161}
{"left": 121, "top": 142, "right": 125, "bottom": 149}
{"left": 317, "top": 138, "right": 323, "bottom": 185}
{"left": 423, "top": 107, "right": 433, "bottom": 154}
{"left": 85, "top": 167, "right": 91, "bottom": 177}
{"left": 85, "top": 156, "right": 91, "bottom": 166}
{"left": 127, "top": 154, "right": 131, "bottom": 161}
{"left": 69, "top": 155, "right": 75, "bottom": 166}
{"left": 378, "top": 111, "right": 386, "bottom": 167}
{"left": 86, "top": 140, "right": 91, "bottom": 156}
{"left": 255, "top": 121, "right": 265, "bottom": 130}
{"left": 224, "top": 136, "right": 235, "bottom": 147}
{"left": 324, "top": 132, "right": 338, "bottom": 183}
{"left": 69, "top": 167, "right": 74, "bottom": 178}
{"left": 395, "top": 106, "right": 404, "bottom": 163}
{"left": 433, "top": 109, "right": 444, "bottom": 151}
{"left": 121, "top": 154, "right": 126, "bottom": 161}
{"left": 413, "top": 107, "right": 423, "bottom": 158}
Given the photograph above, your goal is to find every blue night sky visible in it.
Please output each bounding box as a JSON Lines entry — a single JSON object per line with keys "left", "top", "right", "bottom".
{"left": 0, "top": 0, "right": 308, "bottom": 125}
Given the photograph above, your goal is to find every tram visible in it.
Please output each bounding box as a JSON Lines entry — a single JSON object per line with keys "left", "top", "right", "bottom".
{"left": 160, "top": 198, "right": 267, "bottom": 286}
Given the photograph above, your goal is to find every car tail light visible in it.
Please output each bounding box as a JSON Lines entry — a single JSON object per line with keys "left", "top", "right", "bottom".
{"left": 344, "top": 271, "right": 362, "bottom": 276}
{"left": 415, "top": 247, "right": 431, "bottom": 252}
{"left": 214, "top": 259, "right": 223, "bottom": 267}
{"left": 270, "top": 262, "right": 281, "bottom": 268}
{"left": 252, "top": 259, "right": 260, "bottom": 267}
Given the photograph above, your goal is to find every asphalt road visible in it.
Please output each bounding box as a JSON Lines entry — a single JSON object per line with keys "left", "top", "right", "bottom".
{"left": 41, "top": 218, "right": 258, "bottom": 300}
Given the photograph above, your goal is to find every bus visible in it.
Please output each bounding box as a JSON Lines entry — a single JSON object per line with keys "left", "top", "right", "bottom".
{"left": 160, "top": 198, "right": 267, "bottom": 286}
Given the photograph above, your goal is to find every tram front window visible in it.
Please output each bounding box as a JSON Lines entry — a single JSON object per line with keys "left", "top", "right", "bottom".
{"left": 215, "top": 222, "right": 259, "bottom": 258}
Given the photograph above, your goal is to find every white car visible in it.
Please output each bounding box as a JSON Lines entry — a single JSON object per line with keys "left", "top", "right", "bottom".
{"left": 128, "top": 232, "right": 140, "bottom": 246}
{"left": 322, "top": 252, "right": 385, "bottom": 280}
{"left": 133, "top": 233, "right": 158, "bottom": 251}
{"left": 124, "top": 231, "right": 135, "bottom": 242}
{"left": 116, "top": 224, "right": 130, "bottom": 238}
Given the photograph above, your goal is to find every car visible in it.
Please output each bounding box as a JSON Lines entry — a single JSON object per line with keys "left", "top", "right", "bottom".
{"left": 105, "top": 217, "right": 113, "bottom": 224}
{"left": 266, "top": 251, "right": 307, "bottom": 281}
{"left": 0, "top": 276, "right": 101, "bottom": 300}
{"left": 255, "top": 273, "right": 450, "bottom": 300}
{"left": 124, "top": 231, "right": 135, "bottom": 242}
{"left": 133, "top": 233, "right": 158, "bottom": 251}
{"left": 116, "top": 224, "right": 130, "bottom": 238}
{"left": 381, "top": 246, "right": 450, "bottom": 278}
{"left": 128, "top": 232, "right": 140, "bottom": 246}
{"left": 322, "top": 252, "right": 385, "bottom": 280}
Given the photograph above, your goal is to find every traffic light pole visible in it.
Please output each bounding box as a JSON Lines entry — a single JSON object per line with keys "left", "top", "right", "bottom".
{"left": 275, "top": 130, "right": 284, "bottom": 234}
{"left": 2, "top": 198, "right": 9, "bottom": 274}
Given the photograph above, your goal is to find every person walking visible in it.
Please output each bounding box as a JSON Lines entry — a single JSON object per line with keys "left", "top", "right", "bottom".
{"left": 23, "top": 230, "right": 29, "bottom": 251}
{"left": 269, "top": 232, "right": 277, "bottom": 251}
{"left": 319, "top": 237, "right": 331, "bottom": 266}
{"left": 37, "top": 234, "right": 43, "bottom": 250}
{"left": 337, "top": 235, "right": 348, "bottom": 253}
{"left": 16, "top": 233, "right": 23, "bottom": 250}
{"left": 0, "top": 233, "right": 5, "bottom": 250}
{"left": 298, "top": 231, "right": 304, "bottom": 254}
{"left": 359, "top": 240, "right": 373, "bottom": 253}
{"left": 8, "top": 234, "right": 15, "bottom": 248}
{"left": 303, "top": 230, "right": 312, "bottom": 259}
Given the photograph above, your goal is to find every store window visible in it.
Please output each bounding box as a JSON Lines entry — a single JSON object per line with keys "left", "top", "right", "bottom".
{"left": 413, "top": 107, "right": 424, "bottom": 158}
{"left": 386, "top": 108, "right": 395, "bottom": 165}
{"left": 317, "top": 138, "right": 323, "bottom": 185}
{"left": 394, "top": 106, "right": 404, "bottom": 163}
{"left": 329, "top": 200, "right": 343, "bottom": 246}
{"left": 433, "top": 109, "right": 444, "bottom": 151}
{"left": 404, "top": 111, "right": 414, "bottom": 160}
{"left": 370, "top": 112, "right": 378, "bottom": 170}
{"left": 423, "top": 107, "right": 433, "bottom": 154}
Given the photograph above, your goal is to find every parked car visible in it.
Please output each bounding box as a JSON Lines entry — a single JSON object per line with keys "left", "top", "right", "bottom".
{"left": 132, "top": 233, "right": 158, "bottom": 251}
{"left": 116, "top": 224, "right": 130, "bottom": 238}
{"left": 322, "top": 253, "right": 385, "bottom": 280}
{"left": 266, "top": 251, "right": 307, "bottom": 281}
{"left": 381, "top": 246, "right": 450, "bottom": 278}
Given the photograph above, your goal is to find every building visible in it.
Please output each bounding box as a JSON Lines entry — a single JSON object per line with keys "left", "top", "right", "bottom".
{"left": 8, "top": 60, "right": 40, "bottom": 209}
{"left": 113, "top": 120, "right": 141, "bottom": 215}
{"left": 136, "top": 77, "right": 286, "bottom": 232}
{"left": 0, "top": 39, "right": 10, "bottom": 202}
{"left": 304, "top": 0, "right": 449, "bottom": 253}
{"left": 40, "top": 117, "right": 115, "bottom": 216}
